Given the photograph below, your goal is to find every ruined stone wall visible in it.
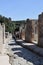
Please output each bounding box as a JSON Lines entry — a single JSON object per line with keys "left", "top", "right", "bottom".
{"left": 0, "top": 24, "right": 3, "bottom": 53}
{"left": 25, "top": 19, "right": 32, "bottom": 42}
{"left": 32, "top": 20, "right": 38, "bottom": 42}
{"left": 0, "top": 23, "right": 5, "bottom": 54}
{"left": 38, "top": 13, "right": 43, "bottom": 47}
{"left": 21, "top": 28, "right": 25, "bottom": 40}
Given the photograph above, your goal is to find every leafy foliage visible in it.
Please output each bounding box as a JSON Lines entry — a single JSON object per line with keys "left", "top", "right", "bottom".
{"left": 0, "top": 15, "right": 26, "bottom": 33}
{"left": 0, "top": 15, "right": 16, "bottom": 33}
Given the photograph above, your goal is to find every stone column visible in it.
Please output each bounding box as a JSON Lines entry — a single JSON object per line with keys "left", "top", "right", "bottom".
{"left": 25, "top": 19, "right": 32, "bottom": 42}
{"left": 38, "top": 13, "right": 43, "bottom": 47}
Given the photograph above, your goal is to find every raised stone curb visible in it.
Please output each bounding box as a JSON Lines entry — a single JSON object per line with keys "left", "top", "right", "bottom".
{"left": 16, "top": 39, "right": 43, "bottom": 57}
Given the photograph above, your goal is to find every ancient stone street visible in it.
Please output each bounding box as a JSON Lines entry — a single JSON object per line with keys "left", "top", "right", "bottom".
{"left": 7, "top": 39, "right": 43, "bottom": 65}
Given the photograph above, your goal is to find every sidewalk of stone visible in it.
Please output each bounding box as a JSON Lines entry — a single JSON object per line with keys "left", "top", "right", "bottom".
{"left": 16, "top": 39, "right": 43, "bottom": 57}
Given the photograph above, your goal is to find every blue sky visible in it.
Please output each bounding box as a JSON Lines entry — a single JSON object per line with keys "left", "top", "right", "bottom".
{"left": 0, "top": 0, "right": 43, "bottom": 20}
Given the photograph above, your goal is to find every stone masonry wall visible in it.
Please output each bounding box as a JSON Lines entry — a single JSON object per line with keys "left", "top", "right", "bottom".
{"left": 38, "top": 13, "right": 43, "bottom": 47}
{"left": 0, "top": 23, "right": 5, "bottom": 54}
{"left": 0, "top": 24, "right": 3, "bottom": 53}
{"left": 25, "top": 19, "right": 32, "bottom": 42}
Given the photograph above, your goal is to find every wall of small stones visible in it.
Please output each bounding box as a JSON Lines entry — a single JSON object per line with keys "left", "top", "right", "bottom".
{"left": 25, "top": 19, "right": 32, "bottom": 42}
{"left": 0, "top": 23, "right": 5, "bottom": 54}
{"left": 38, "top": 13, "right": 43, "bottom": 47}
{"left": 32, "top": 20, "right": 38, "bottom": 42}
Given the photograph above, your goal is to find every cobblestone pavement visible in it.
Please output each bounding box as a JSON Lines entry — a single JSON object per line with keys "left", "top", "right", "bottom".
{"left": 8, "top": 39, "right": 43, "bottom": 65}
